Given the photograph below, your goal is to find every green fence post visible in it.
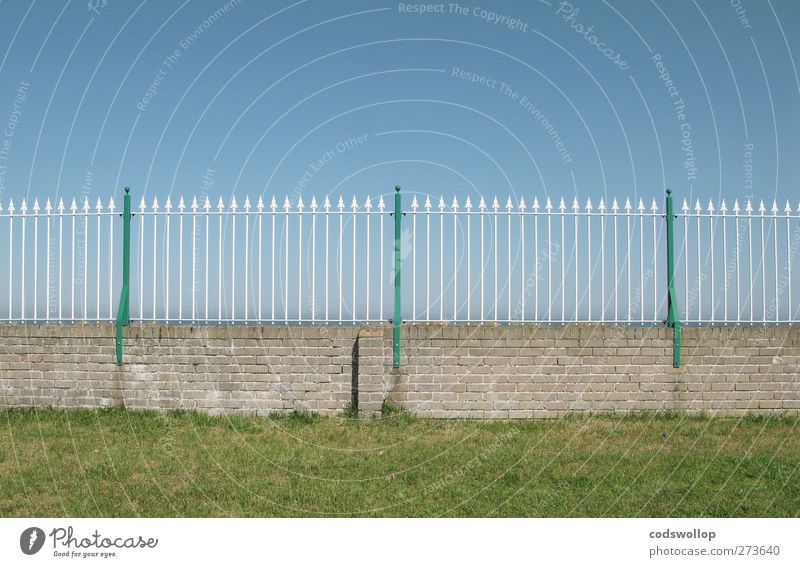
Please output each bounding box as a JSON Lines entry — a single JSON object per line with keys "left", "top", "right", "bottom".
{"left": 393, "top": 185, "right": 402, "bottom": 368}
{"left": 665, "top": 188, "right": 681, "bottom": 368}
{"left": 115, "top": 187, "right": 132, "bottom": 366}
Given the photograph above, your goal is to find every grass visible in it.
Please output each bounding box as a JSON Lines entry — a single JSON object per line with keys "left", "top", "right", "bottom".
{"left": 1, "top": 408, "right": 799, "bottom": 517}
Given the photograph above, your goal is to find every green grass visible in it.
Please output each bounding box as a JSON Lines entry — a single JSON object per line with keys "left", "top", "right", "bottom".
{"left": 1, "top": 408, "right": 799, "bottom": 517}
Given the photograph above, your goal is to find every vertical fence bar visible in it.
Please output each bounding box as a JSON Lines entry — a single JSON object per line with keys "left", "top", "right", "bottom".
{"left": 665, "top": 188, "right": 680, "bottom": 368}
{"left": 115, "top": 187, "right": 132, "bottom": 366}
{"left": 393, "top": 185, "right": 401, "bottom": 368}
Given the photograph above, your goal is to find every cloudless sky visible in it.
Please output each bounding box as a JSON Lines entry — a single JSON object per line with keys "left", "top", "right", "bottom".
{"left": 0, "top": 0, "right": 798, "bottom": 322}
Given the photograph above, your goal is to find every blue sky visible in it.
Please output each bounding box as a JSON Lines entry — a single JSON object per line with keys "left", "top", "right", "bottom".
{"left": 0, "top": 0, "right": 798, "bottom": 322}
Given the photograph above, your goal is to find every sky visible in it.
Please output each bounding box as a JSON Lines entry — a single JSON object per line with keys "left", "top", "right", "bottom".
{"left": 0, "top": 0, "right": 798, "bottom": 323}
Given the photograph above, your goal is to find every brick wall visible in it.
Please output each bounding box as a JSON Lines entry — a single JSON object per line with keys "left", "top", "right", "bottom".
{"left": 0, "top": 323, "right": 798, "bottom": 418}
{"left": 381, "top": 325, "right": 800, "bottom": 418}
{"left": 0, "top": 325, "right": 358, "bottom": 416}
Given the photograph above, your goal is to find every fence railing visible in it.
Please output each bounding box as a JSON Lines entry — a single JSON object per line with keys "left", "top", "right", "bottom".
{"left": 1, "top": 189, "right": 798, "bottom": 328}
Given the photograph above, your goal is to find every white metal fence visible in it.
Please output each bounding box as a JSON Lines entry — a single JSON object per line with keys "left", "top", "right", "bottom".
{"left": 1, "top": 192, "right": 798, "bottom": 326}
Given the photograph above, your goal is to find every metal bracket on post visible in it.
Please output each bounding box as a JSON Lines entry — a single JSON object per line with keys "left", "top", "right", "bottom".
{"left": 393, "top": 185, "right": 402, "bottom": 368}
{"left": 665, "top": 188, "right": 681, "bottom": 368}
{"left": 115, "top": 187, "right": 132, "bottom": 366}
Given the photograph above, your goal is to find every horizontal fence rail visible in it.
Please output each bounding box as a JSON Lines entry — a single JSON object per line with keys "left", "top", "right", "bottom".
{"left": 0, "top": 190, "right": 798, "bottom": 327}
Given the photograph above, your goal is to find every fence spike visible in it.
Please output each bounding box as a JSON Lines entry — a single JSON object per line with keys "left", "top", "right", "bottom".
{"left": 611, "top": 197, "right": 619, "bottom": 212}
{"left": 478, "top": 196, "right": 486, "bottom": 210}
{"left": 452, "top": 196, "right": 459, "bottom": 210}
{"left": 693, "top": 199, "right": 701, "bottom": 213}
{"left": 437, "top": 196, "right": 445, "bottom": 210}
{"left": 256, "top": 196, "right": 264, "bottom": 210}
{"left": 380, "top": 195, "right": 387, "bottom": 210}
{"left": 556, "top": 198, "right": 562, "bottom": 212}
{"left": 205, "top": 195, "right": 212, "bottom": 211}
{"left": 33, "top": 198, "right": 40, "bottom": 213}
{"left": 152, "top": 196, "right": 159, "bottom": 210}
{"left": 720, "top": 199, "right": 727, "bottom": 213}
{"left": 95, "top": 197, "right": 102, "bottom": 211}
{"left": 350, "top": 195, "right": 358, "bottom": 210}
{"left": 624, "top": 198, "right": 631, "bottom": 212}
{"left": 599, "top": 197, "right": 606, "bottom": 211}
{"left": 82, "top": 196, "right": 89, "bottom": 212}
{"left": 166, "top": 196, "right": 173, "bottom": 211}
{"left": 733, "top": 199, "right": 740, "bottom": 214}
{"left": 786, "top": 201, "right": 793, "bottom": 214}
{"left": 638, "top": 198, "right": 645, "bottom": 212}
{"left": 758, "top": 200, "right": 766, "bottom": 214}
{"left": 70, "top": 198, "right": 77, "bottom": 213}
{"left": 506, "top": 196, "right": 513, "bottom": 210}
{"left": 45, "top": 198, "right": 52, "bottom": 212}
{"left": 295, "top": 196, "right": 302, "bottom": 210}
{"left": 322, "top": 196, "right": 330, "bottom": 211}
{"left": 178, "top": 196, "right": 185, "bottom": 211}
{"left": 745, "top": 199, "right": 753, "bottom": 214}
{"left": 572, "top": 197, "right": 580, "bottom": 210}
{"left": 586, "top": 197, "right": 593, "bottom": 211}
{"left": 365, "top": 195, "right": 373, "bottom": 210}
{"left": 465, "top": 196, "right": 472, "bottom": 210}
{"left": 58, "top": 198, "right": 64, "bottom": 213}
{"left": 651, "top": 198, "right": 658, "bottom": 212}
{"left": 411, "top": 195, "right": 418, "bottom": 210}
{"left": 9, "top": 198, "right": 15, "bottom": 213}
{"left": 337, "top": 196, "right": 344, "bottom": 211}
{"left": 231, "top": 196, "right": 239, "bottom": 210}
{"left": 216, "top": 196, "right": 224, "bottom": 211}
{"left": 531, "top": 196, "right": 539, "bottom": 210}
{"left": 519, "top": 196, "right": 527, "bottom": 210}
{"left": 707, "top": 199, "right": 714, "bottom": 213}
{"left": 310, "top": 196, "right": 317, "bottom": 210}
{"left": 771, "top": 200, "right": 778, "bottom": 215}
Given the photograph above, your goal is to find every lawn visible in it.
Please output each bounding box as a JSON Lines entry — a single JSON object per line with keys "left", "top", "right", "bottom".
{"left": 1, "top": 407, "right": 798, "bottom": 517}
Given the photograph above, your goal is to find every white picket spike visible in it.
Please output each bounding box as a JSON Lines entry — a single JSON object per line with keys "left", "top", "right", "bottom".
{"left": 452, "top": 196, "right": 459, "bottom": 210}
{"left": 650, "top": 198, "right": 658, "bottom": 212}
{"left": 624, "top": 198, "right": 632, "bottom": 212}
{"left": 505, "top": 196, "right": 513, "bottom": 211}
{"left": 758, "top": 200, "right": 766, "bottom": 214}
{"left": 733, "top": 199, "right": 740, "bottom": 214}
{"left": 492, "top": 196, "right": 499, "bottom": 211}
{"left": 720, "top": 199, "right": 727, "bottom": 214}
{"left": 556, "top": 198, "right": 563, "bottom": 212}
{"left": 337, "top": 196, "right": 344, "bottom": 211}
{"left": 681, "top": 198, "right": 689, "bottom": 213}
{"left": 478, "top": 196, "right": 486, "bottom": 211}
{"left": 598, "top": 198, "right": 606, "bottom": 211}
{"left": 745, "top": 199, "right": 753, "bottom": 214}
{"left": 519, "top": 197, "right": 527, "bottom": 211}
{"left": 437, "top": 196, "right": 445, "bottom": 210}
{"left": 465, "top": 196, "right": 472, "bottom": 210}
{"left": 611, "top": 198, "right": 618, "bottom": 212}
{"left": 204, "top": 195, "right": 212, "bottom": 211}
{"left": 586, "top": 197, "right": 593, "bottom": 211}
{"left": 365, "top": 195, "right": 373, "bottom": 210}
{"left": 786, "top": 201, "right": 793, "bottom": 215}
{"left": 572, "top": 197, "right": 579, "bottom": 211}
{"left": 379, "top": 195, "right": 386, "bottom": 210}
{"left": 322, "top": 196, "right": 330, "bottom": 211}
{"left": 167, "top": 196, "right": 174, "bottom": 211}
